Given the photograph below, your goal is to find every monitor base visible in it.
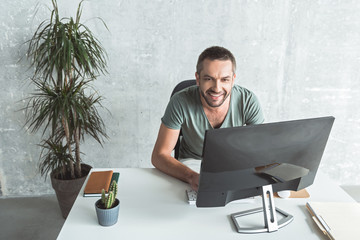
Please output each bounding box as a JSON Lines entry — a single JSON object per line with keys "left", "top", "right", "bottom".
{"left": 231, "top": 185, "right": 294, "bottom": 233}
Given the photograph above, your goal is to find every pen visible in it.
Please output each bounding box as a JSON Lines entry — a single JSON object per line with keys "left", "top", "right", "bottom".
{"left": 306, "top": 202, "right": 331, "bottom": 233}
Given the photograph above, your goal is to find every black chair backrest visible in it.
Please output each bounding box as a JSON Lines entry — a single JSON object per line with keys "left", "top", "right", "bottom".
{"left": 171, "top": 79, "right": 197, "bottom": 98}
{"left": 170, "top": 79, "right": 196, "bottom": 159}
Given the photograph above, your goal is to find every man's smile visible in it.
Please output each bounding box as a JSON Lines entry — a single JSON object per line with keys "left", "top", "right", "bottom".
{"left": 207, "top": 91, "right": 225, "bottom": 100}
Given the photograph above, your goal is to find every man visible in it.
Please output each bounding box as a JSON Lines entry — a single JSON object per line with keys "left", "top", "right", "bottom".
{"left": 152, "top": 46, "right": 264, "bottom": 191}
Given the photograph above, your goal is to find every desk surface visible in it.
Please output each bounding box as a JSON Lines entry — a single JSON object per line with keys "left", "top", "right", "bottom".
{"left": 57, "top": 168, "right": 355, "bottom": 240}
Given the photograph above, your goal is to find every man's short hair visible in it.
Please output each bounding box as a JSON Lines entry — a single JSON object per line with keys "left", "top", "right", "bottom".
{"left": 196, "top": 46, "right": 236, "bottom": 75}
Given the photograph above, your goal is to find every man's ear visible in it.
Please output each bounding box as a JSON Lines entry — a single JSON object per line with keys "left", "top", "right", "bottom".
{"left": 195, "top": 72, "right": 200, "bottom": 86}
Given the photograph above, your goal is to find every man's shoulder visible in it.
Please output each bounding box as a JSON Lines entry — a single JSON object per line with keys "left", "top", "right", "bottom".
{"left": 232, "top": 84, "right": 256, "bottom": 98}
{"left": 230, "top": 84, "right": 264, "bottom": 124}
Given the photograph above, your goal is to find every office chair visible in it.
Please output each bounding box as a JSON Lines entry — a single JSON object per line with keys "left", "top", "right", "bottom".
{"left": 170, "top": 79, "right": 197, "bottom": 159}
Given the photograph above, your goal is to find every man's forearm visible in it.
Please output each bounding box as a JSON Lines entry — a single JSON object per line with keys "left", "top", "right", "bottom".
{"left": 152, "top": 154, "right": 199, "bottom": 190}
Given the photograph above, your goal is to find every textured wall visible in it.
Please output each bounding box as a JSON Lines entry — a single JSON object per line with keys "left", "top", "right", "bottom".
{"left": 1, "top": 0, "right": 360, "bottom": 196}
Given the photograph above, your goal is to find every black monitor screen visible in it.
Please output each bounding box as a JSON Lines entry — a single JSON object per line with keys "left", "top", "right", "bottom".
{"left": 196, "top": 116, "right": 335, "bottom": 207}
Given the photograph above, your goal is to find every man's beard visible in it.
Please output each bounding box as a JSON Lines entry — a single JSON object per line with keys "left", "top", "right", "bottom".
{"left": 200, "top": 89, "right": 231, "bottom": 108}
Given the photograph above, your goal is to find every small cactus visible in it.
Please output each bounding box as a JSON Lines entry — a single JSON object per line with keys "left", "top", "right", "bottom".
{"left": 105, "top": 191, "right": 114, "bottom": 208}
{"left": 101, "top": 189, "right": 106, "bottom": 205}
{"left": 100, "top": 180, "right": 118, "bottom": 209}
{"left": 109, "top": 180, "right": 118, "bottom": 198}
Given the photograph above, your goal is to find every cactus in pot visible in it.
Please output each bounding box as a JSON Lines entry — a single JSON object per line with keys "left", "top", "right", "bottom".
{"left": 95, "top": 180, "right": 120, "bottom": 226}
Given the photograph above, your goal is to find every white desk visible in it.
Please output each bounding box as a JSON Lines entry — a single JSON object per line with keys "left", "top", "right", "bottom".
{"left": 57, "top": 168, "right": 355, "bottom": 240}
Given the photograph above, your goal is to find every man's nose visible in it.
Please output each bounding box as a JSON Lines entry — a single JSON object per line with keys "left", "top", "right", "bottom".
{"left": 212, "top": 79, "right": 221, "bottom": 92}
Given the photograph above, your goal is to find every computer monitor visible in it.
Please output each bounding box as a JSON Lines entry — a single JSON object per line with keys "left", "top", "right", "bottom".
{"left": 196, "top": 116, "right": 335, "bottom": 233}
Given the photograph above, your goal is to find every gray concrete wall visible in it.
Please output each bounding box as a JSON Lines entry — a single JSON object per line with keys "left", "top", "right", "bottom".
{"left": 1, "top": 0, "right": 359, "bottom": 196}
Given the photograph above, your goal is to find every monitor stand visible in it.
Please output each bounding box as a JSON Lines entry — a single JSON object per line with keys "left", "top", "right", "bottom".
{"left": 230, "top": 184, "right": 294, "bottom": 233}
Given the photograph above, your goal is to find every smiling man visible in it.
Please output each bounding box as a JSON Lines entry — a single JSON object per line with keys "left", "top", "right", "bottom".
{"left": 151, "top": 46, "right": 264, "bottom": 191}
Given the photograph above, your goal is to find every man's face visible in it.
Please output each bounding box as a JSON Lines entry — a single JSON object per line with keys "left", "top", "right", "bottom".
{"left": 196, "top": 59, "right": 235, "bottom": 108}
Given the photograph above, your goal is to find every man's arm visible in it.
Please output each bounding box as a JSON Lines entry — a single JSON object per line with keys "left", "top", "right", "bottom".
{"left": 151, "top": 123, "right": 199, "bottom": 191}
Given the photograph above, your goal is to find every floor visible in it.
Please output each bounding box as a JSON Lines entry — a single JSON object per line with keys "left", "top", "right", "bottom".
{"left": 0, "top": 187, "right": 359, "bottom": 240}
{"left": 0, "top": 195, "right": 65, "bottom": 240}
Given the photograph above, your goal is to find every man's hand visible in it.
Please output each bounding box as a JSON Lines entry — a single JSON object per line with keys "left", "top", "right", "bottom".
{"left": 188, "top": 172, "right": 200, "bottom": 191}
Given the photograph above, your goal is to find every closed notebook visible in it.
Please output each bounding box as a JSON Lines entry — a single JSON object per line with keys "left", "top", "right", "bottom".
{"left": 306, "top": 202, "right": 360, "bottom": 240}
{"left": 83, "top": 170, "right": 113, "bottom": 197}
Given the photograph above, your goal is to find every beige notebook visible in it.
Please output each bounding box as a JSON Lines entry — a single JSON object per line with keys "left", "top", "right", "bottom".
{"left": 306, "top": 202, "right": 360, "bottom": 240}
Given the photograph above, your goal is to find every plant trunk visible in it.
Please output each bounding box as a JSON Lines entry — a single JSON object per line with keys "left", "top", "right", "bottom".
{"left": 74, "top": 126, "right": 81, "bottom": 177}
{"left": 62, "top": 114, "right": 75, "bottom": 179}
{"left": 61, "top": 165, "right": 66, "bottom": 178}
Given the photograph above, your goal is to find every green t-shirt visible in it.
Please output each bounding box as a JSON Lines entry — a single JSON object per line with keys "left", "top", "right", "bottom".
{"left": 161, "top": 85, "right": 264, "bottom": 159}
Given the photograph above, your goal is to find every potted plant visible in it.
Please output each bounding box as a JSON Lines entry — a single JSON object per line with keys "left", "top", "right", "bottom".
{"left": 24, "top": 0, "right": 108, "bottom": 218}
{"left": 95, "top": 180, "right": 120, "bottom": 226}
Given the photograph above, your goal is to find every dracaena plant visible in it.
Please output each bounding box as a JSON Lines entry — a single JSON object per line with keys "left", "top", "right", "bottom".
{"left": 24, "top": 0, "right": 108, "bottom": 179}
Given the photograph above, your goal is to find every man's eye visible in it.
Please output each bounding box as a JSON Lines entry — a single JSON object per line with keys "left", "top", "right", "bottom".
{"left": 222, "top": 78, "right": 230, "bottom": 82}
{"left": 203, "top": 78, "right": 211, "bottom": 81}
